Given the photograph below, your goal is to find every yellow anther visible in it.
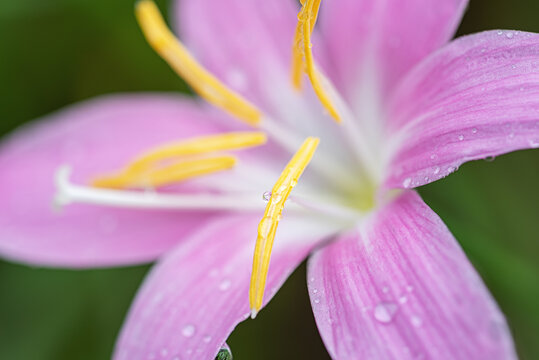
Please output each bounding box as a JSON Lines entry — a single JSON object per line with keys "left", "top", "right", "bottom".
{"left": 135, "top": 0, "right": 262, "bottom": 126}
{"left": 291, "top": 0, "right": 340, "bottom": 122}
{"left": 93, "top": 156, "right": 237, "bottom": 189}
{"left": 125, "top": 132, "right": 267, "bottom": 173}
{"left": 92, "top": 132, "right": 266, "bottom": 189}
{"left": 249, "top": 137, "right": 320, "bottom": 317}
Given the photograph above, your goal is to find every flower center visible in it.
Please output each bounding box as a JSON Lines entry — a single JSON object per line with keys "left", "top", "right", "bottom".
{"left": 54, "top": 0, "right": 384, "bottom": 322}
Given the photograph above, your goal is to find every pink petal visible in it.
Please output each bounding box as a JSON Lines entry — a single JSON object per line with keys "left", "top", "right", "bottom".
{"left": 319, "top": 0, "right": 468, "bottom": 101}
{"left": 0, "top": 94, "right": 235, "bottom": 267}
{"left": 174, "top": 0, "right": 298, "bottom": 110}
{"left": 385, "top": 31, "right": 539, "bottom": 189}
{"left": 307, "top": 191, "right": 516, "bottom": 359}
{"left": 113, "top": 214, "right": 316, "bottom": 360}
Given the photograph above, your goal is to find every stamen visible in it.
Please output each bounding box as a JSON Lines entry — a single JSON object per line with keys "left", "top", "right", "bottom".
{"left": 92, "top": 132, "right": 266, "bottom": 189}
{"left": 249, "top": 137, "right": 319, "bottom": 317}
{"left": 135, "top": 0, "right": 262, "bottom": 126}
{"left": 291, "top": 0, "right": 321, "bottom": 89}
{"left": 291, "top": 0, "right": 340, "bottom": 122}
{"left": 124, "top": 132, "right": 266, "bottom": 173}
{"left": 93, "top": 156, "right": 237, "bottom": 189}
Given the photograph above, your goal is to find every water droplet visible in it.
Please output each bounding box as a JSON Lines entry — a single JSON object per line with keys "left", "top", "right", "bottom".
{"left": 258, "top": 216, "right": 273, "bottom": 238}
{"left": 309, "top": 277, "right": 315, "bottom": 283}
{"left": 160, "top": 348, "right": 168, "bottom": 357}
{"left": 270, "top": 192, "right": 283, "bottom": 203}
{"left": 472, "top": 128, "right": 478, "bottom": 134}
{"left": 262, "top": 191, "right": 272, "bottom": 202}
{"left": 411, "top": 315, "right": 423, "bottom": 327}
{"left": 485, "top": 156, "right": 496, "bottom": 162}
{"left": 216, "top": 346, "right": 233, "bottom": 360}
{"left": 423, "top": 176, "right": 430, "bottom": 182}
{"left": 497, "top": 30, "right": 504, "bottom": 36}
{"left": 529, "top": 139, "right": 539, "bottom": 148}
{"left": 182, "top": 324, "right": 196, "bottom": 338}
{"left": 203, "top": 335, "right": 212, "bottom": 343}
{"left": 374, "top": 302, "right": 398, "bottom": 323}
{"left": 433, "top": 167, "right": 440, "bottom": 175}
{"left": 506, "top": 32, "right": 514, "bottom": 39}
{"left": 447, "top": 166, "right": 457, "bottom": 174}
{"left": 402, "top": 178, "right": 412, "bottom": 188}
{"left": 219, "top": 279, "right": 231, "bottom": 291}
{"left": 406, "top": 285, "right": 414, "bottom": 293}
{"left": 430, "top": 154, "right": 437, "bottom": 160}
{"left": 226, "top": 68, "right": 248, "bottom": 91}
{"left": 398, "top": 295, "right": 408, "bottom": 304}
{"left": 314, "top": 298, "right": 320, "bottom": 304}
{"left": 458, "top": 135, "right": 464, "bottom": 141}
{"left": 312, "top": 288, "right": 318, "bottom": 294}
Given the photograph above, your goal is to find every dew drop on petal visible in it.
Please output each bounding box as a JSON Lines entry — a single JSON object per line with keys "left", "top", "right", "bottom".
{"left": 203, "top": 335, "right": 212, "bottom": 343}
{"left": 506, "top": 32, "right": 514, "bottom": 39}
{"left": 497, "top": 30, "right": 504, "bottom": 36}
{"left": 529, "top": 139, "right": 539, "bottom": 148}
{"left": 312, "top": 288, "right": 318, "bottom": 294}
{"left": 402, "top": 178, "right": 412, "bottom": 188}
{"left": 458, "top": 135, "right": 464, "bottom": 141}
{"left": 398, "top": 295, "right": 408, "bottom": 304}
{"left": 314, "top": 298, "right": 320, "bottom": 304}
{"left": 160, "top": 348, "right": 168, "bottom": 357}
{"left": 485, "top": 156, "right": 496, "bottom": 162}
{"left": 472, "top": 128, "right": 478, "bottom": 134}
{"left": 433, "top": 167, "right": 440, "bottom": 175}
{"left": 216, "top": 345, "right": 233, "bottom": 360}
{"left": 182, "top": 324, "right": 196, "bottom": 338}
{"left": 411, "top": 315, "right": 423, "bottom": 327}
{"left": 219, "top": 279, "right": 232, "bottom": 291}
{"left": 262, "top": 191, "right": 272, "bottom": 202}
{"left": 374, "top": 302, "right": 398, "bottom": 323}
{"left": 406, "top": 285, "right": 414, "bottom": 293}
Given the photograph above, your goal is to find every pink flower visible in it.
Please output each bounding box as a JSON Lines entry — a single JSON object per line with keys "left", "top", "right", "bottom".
{"left": 1, "top": 0, "right": 538, "bottom": 358}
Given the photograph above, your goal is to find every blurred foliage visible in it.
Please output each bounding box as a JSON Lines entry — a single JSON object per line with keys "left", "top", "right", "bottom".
{"left": 0, "top": 0, "right": 538, "bottom": 359}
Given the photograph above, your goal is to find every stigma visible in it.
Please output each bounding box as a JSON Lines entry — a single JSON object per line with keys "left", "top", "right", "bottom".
{"left": 249, "top": 137, "right": 319, "bottom": 318}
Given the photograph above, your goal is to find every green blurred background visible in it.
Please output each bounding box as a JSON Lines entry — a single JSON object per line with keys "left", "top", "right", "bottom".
{"left": 0, "top": 0, "right": 538, "bottom": 358}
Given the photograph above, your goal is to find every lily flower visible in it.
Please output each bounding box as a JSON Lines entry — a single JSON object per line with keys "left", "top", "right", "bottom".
{"left": 1, "top": 0, "right": 538, "bottom": 358}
